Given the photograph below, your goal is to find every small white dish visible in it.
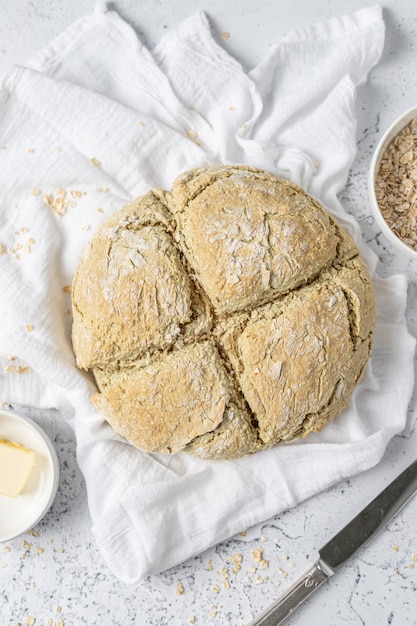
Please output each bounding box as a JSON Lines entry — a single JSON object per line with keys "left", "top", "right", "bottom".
{"left": 368, "top": 104, "right": 417, "bottom": 261}
{"left": 0, "top": 409, "right": 59, "bottom": 542}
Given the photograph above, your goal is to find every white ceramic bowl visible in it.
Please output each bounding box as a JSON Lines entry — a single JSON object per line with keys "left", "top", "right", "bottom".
{"left": 368, "top": 104, "right": 417, "bottom": 261}
{"left": 0, "top": 409, "right": 59, "bottom": 542}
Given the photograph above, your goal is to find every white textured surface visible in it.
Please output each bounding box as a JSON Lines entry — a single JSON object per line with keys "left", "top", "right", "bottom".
{"left": 0, "top": 1, "right": 417, "bottom": 625}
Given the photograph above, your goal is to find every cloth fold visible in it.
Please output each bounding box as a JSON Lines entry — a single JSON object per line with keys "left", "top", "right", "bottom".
{"left": 0, "top": 3, "right": 415, "bottom": 582}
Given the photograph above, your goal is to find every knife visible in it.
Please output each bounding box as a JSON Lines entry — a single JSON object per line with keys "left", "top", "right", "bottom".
{"left": 248, "top": 458, "right": 417, "bottom": 626}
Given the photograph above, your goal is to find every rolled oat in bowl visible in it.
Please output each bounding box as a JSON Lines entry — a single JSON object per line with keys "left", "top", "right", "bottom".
{"left": 375, "top": 117, "right": 417, "bottom": 251}
{"left": 369, "top": 106, "right": 417, "bottom": 261}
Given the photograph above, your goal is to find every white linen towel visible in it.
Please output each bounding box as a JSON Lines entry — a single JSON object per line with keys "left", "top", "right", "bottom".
{"left": 0, "top": 3, "right": 415, "bottom": 582}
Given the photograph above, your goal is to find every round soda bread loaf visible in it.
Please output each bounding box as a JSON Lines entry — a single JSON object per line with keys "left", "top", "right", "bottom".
{"left": 71, "top": 165, "right": 375, "bottom": 460}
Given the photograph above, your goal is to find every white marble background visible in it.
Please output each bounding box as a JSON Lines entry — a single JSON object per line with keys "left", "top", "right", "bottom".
{"left": 0, "top": 1, "right": 416, "bottom": 625}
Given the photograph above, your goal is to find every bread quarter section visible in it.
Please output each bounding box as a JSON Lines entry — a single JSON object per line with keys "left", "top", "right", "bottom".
{"left": 171, "top": 166, "right": 340, "bottom": 315}
{"left": 72, "top": 191, "right": 195, "bottom": 370}
{"left": 92, "top": 341, "right": 252, "bottom": 454}
{"left": 216, "top": 256, "right": 374, "bottom": 446}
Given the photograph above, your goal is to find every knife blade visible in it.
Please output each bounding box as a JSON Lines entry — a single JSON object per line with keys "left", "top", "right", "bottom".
{"left": 247, "top": 458, "right": 417, "bottom": 626}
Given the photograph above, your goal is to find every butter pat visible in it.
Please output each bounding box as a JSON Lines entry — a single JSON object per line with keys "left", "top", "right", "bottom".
{"left": 0, "top": 438, "right": 35, "bottom": 498}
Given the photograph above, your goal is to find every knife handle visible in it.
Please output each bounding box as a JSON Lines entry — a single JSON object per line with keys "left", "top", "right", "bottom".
{"left": 247, "top": 559, "right": 333, "bottom": 626}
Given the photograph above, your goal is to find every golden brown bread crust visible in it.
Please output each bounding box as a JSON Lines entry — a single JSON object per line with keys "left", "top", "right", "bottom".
{"left": 71, "top": 165, "right": 376, "bottom": 460}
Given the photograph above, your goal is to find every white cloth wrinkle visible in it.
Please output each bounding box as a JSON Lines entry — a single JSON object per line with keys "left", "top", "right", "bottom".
{"left": 0, "top": 4, "right": 415, "bottom": 583}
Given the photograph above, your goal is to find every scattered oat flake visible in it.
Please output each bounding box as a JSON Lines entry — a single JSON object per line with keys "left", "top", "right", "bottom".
{"left": 408, "top": 563, "right": 415, "bottom": 569}
{"left": 36, "top": 547, "right": 44, "bottom": 554}
{"left": 229, "top": 552, "right": 243, "bottom": 574}
{"left": 260, "top": 536, "right": 268, "bottom": 543}
{"left": 90, "top": 157, "right": 101, "bottom": 167}
{"left": 55, "top": 605, "right": 62, "bottom": 613}
{"left": 393, "top": 545, "right": 399, "bottom": 552}
{"left": 186, "top": 129, "right": 201, "bottom": 145}
{"left": 212, "top": 584, "right": 220, "bottom": 593}
{"left": 97, "top": 207, "right": 104, "bottom": 213}
{"left": 259, "top": 559, "right": 269, "bottom": 570}
{"left": 43, "top": 190, "right": 69, "bottom": 216}
{"left": 207, "top": 559, "right": 213, "bottom": 571}
{"left": 189, "top": 619, "right": 196, "bottom": 625}
{"left": 47, "top": 620, "right": 53, "bottom": 626}
{"left": 16, "top": 365, "right": 31, "bottom": 374}
{"left": 252, "top": 547, "right": 263, "bottom": 562}
{"left": 221, "top": 31, "right": 230, "bottom": 40}
{"left": 57, "top": 621, "right": 64, "bottom": 626}
{"left": 62, "top": 285, "right": 72, "bottom": 293}
{"left": 411, "top": 553, "right": 417, "bottom": 561}
{"left": 81, "top": 224, "right": 90, "bottom": 231}
{"left": 176, "top": 581, "right": 185, "bottom": 595}
{"left": 26, "top": 617, "right": 35, "bottom": 625}
{"left": 25, "top": 325, "right": 34, "bottom": 332}
{"left": 27, "top": 148, "right": 35, "bottom": 153}
{"left": 228, "top": 106, "right": 236, "bottom": 111}
{"left": 3, "top": 546, "right": 10, "bottom": 553}
{"left": 238, "top": 531, "right": 247, "bottom": 537}
{"left": 31, "top": 188, "right": 41, "bottom": 196}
